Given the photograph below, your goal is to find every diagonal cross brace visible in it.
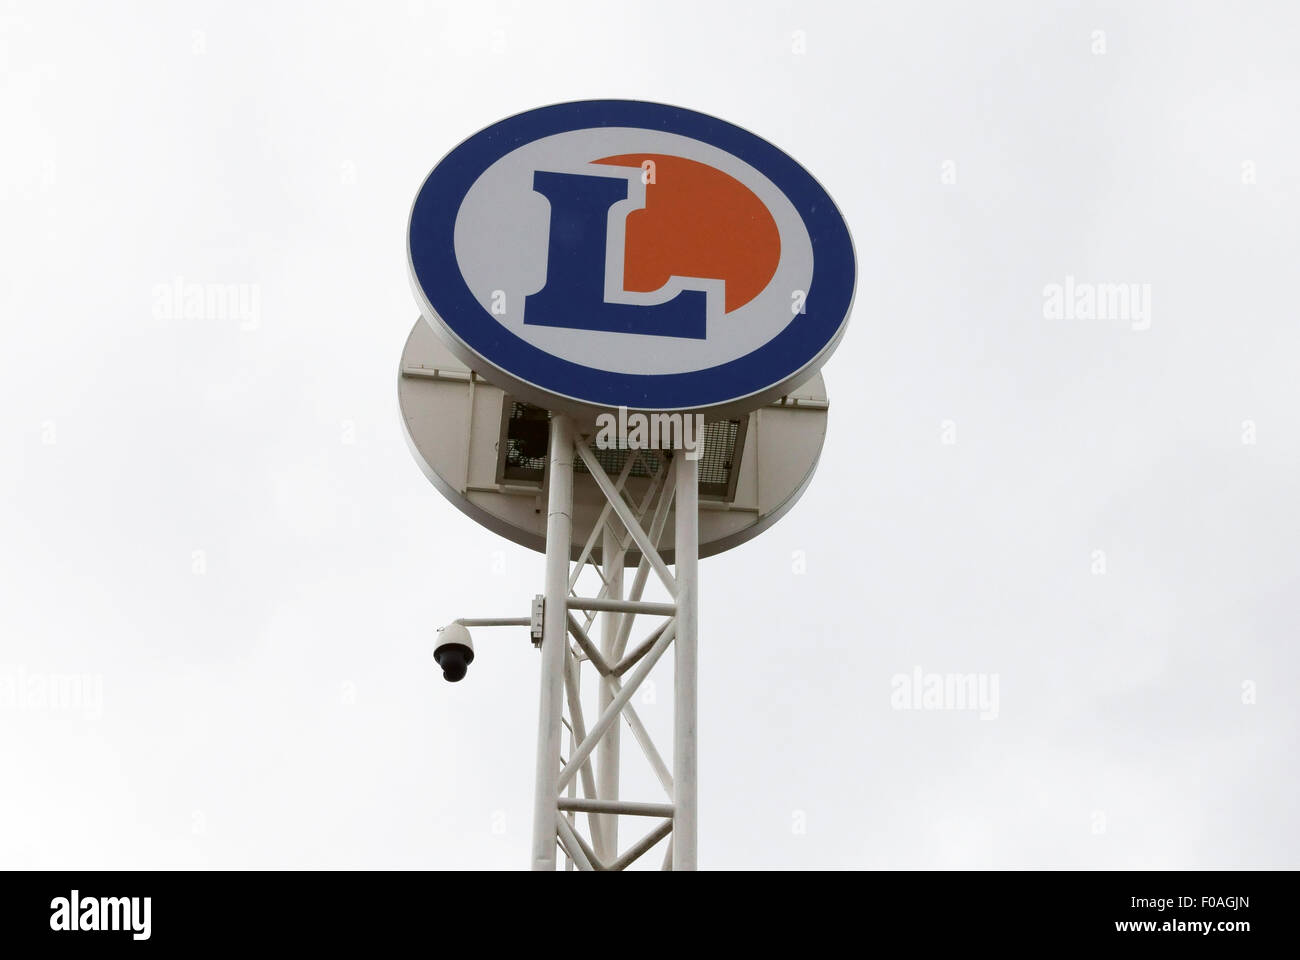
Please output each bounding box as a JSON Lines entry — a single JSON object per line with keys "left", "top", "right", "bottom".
{"left": 574, "top": 440, "right": 678, "bottom": 596}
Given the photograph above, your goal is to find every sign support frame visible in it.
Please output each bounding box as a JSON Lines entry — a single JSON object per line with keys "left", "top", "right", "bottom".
{"left": 527, "top": 416, "right": 698, "bottom": 870}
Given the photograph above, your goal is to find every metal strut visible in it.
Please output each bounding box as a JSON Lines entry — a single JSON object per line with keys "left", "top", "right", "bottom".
{"left": 529, "top": 414, "right": 698, "bottom": 871}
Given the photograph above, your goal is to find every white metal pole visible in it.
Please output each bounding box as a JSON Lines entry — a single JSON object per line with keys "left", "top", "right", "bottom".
{"left": 565, "top": 655, "right": 578, "bottom": 872}
{"left": 531, "top": 414, "right": 574, "bottom": 870}
{"left": 673, "top": 451, "right": 698, "bottom": 870}
{"left": 598, "top": 522, "right": 624, "bottom": 857}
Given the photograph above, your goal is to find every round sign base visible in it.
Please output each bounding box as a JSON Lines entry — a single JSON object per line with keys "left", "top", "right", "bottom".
{"left": 398, "top": 318, "right": 828, "bottom": 564}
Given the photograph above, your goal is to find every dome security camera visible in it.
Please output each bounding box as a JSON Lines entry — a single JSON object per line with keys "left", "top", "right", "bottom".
{"left": 434, "top": 623, "right": 475, "bottom": 682}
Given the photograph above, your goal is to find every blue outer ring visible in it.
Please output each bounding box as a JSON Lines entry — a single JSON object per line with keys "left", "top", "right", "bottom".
{"left": 408, "top": 100, "right": 855, "bottom": 411}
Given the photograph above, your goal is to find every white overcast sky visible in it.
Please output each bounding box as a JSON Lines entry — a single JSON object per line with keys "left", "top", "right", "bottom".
{"left": 2, "top": 0, "right": 1298, "bottom": 869}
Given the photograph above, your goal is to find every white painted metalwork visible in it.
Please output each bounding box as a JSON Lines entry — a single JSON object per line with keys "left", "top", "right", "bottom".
{"left": 398, "top": 320, "right": 828, "bottom": 563}
{"left": 403, "top": 322, "right": 832, "bottom": 871}
{"left": 511, "top": 415, "right": 695, "bottom": 870}
{"left": 672, "top": 451, "right": 698, "bottom": 870}
{"left": 530, "top": 414, "right": 573, "bottom": 871}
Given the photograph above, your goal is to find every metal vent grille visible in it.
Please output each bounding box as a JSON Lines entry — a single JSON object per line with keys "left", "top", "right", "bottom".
{"left": 694, "top": 418, "right": 739, "bottom": 500}
{"left": 576, "top": 444, "right": 664, "bottom": 482}
{"left": 497, "top": 401, "right": 745, "bottom": 501}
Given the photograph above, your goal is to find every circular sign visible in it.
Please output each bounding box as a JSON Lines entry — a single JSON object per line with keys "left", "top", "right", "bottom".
{"left": 408, "top": 99, "right": 855, "bottom": 418}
